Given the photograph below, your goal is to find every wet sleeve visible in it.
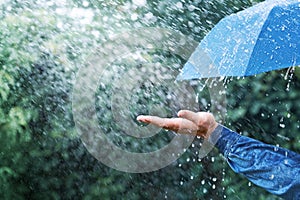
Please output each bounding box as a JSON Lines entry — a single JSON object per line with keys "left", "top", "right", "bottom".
{"left": 208, "top": 124, "right": 300, "bottom": 199}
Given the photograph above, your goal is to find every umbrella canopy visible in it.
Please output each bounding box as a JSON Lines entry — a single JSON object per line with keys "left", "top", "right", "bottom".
{"left": 177, "top": 0, "right": 300, "bottom": 80}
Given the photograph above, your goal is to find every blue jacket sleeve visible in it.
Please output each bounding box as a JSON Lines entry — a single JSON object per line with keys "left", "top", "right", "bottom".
{"left": 209, "top": 124, "right": 300, "bottom": 199}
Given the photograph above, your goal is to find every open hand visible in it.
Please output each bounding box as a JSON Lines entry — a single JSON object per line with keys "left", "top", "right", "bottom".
{"left": 137, "top": 110, "right": 218, "bottom": 139}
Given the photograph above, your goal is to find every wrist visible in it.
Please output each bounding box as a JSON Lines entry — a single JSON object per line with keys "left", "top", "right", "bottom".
{"left": 202, "top": 120, "right": 218, "bottom": 139}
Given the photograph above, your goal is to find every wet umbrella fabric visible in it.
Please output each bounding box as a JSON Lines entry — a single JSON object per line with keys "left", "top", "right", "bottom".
{"left": 177, "top": 0, "right": 300, "bottom": 80}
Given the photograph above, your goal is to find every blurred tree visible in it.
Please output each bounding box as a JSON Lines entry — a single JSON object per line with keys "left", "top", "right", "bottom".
{"left": 0, "top": 2, "right": 127, "bottom": 199}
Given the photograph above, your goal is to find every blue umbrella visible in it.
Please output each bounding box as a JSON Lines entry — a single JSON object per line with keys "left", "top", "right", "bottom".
{"left": 177, "top": 0, "right": 300, "bottom": 80}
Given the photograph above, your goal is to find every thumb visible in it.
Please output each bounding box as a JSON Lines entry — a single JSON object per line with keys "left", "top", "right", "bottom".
{"left": 177, "top": 110, "right": 200, "bottom": 124}
{"left": 177, "top": 110, "right": 217, "bottom": 138}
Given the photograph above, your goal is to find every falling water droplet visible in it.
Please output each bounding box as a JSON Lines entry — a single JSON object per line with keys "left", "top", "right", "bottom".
{"left": 279, "top": 123, "right": 285, "bottom": 128}
{"left": 274, "top": 144, "right": 279, "bottom": 151}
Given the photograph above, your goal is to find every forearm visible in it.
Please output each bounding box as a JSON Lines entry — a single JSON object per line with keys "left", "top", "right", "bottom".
{"left": 209, "top": 125, "right": 300, "bottom": 199}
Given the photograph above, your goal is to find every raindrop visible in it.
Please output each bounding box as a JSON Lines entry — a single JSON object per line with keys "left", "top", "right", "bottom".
{"left": 274, "top": 144, "right": 279, "bottom": 151}
{"left": 144, "top": 12, "right": 155, "bottom": 21}
{"left": 175, "top": 2, "right": 183, "bottom": 9}
{"left": 187, "top": 5, "right": 196, "bottom": 11}
{"left": 188, "top": 21, "right": 194, "bottom": 28}
{"left": 279, "top": 123, "right": 285, "bottom": 128}
{"left": 132, "top": 0, "right": 147, "bottom": 7}
{"left": 277, "top": 134, "right": 290, "bottom": 141}
{"left": 286, "top": 82, "right": 291, "bottom": 91}
{"left": 211, "top": 157, "right": 215, "bottom": 162}
{"left": 280, "top": 117, "right": 284, "bottom": 122}
{"left": 269, "top": 174, "right": 275, "bottom": 180}
{"left": 82, "top": 1, "right": 89, "bottom": 7}
{"left": 284, "top": 159, "right": 288, "bottom": 165}
{"left": 131, "top": 13, "right": 138, "bottom": 21}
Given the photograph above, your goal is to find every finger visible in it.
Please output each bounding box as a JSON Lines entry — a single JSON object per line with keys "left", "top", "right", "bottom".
{"left": 136, "top": 115, "right": 153, "bottom": 123}
{"left": 137, "top": 115, "right": 198, "bottom": 134}
{"left": 177, "top": 110, "right": 200, "bottom": 124}
{"left": 162, "top": 118, "right": 198, "bottom": 134}
{"left": 136, "top": 115, "right": 165, "bottom": 126}
{"left": 137, "top": 115, "right": 179, "bottom": 130}
{"left": 178, "top": 110, "right": 218, "bottom": 138}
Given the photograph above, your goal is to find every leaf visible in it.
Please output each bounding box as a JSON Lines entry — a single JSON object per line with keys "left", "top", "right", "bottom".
{"left": 0, "top": 71, "right": 13, "bottom": 102}
{"left": 294, "top": 66, "right": 300, "bottom": 79}
{"left": 9, "top": 107, "right": 27, "bottom": 126}
{"left": 0, "top": 167, "right": 17, "bottom": 179}
{"left": 0, "top": 108, "right": 5, "bottom": 124}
